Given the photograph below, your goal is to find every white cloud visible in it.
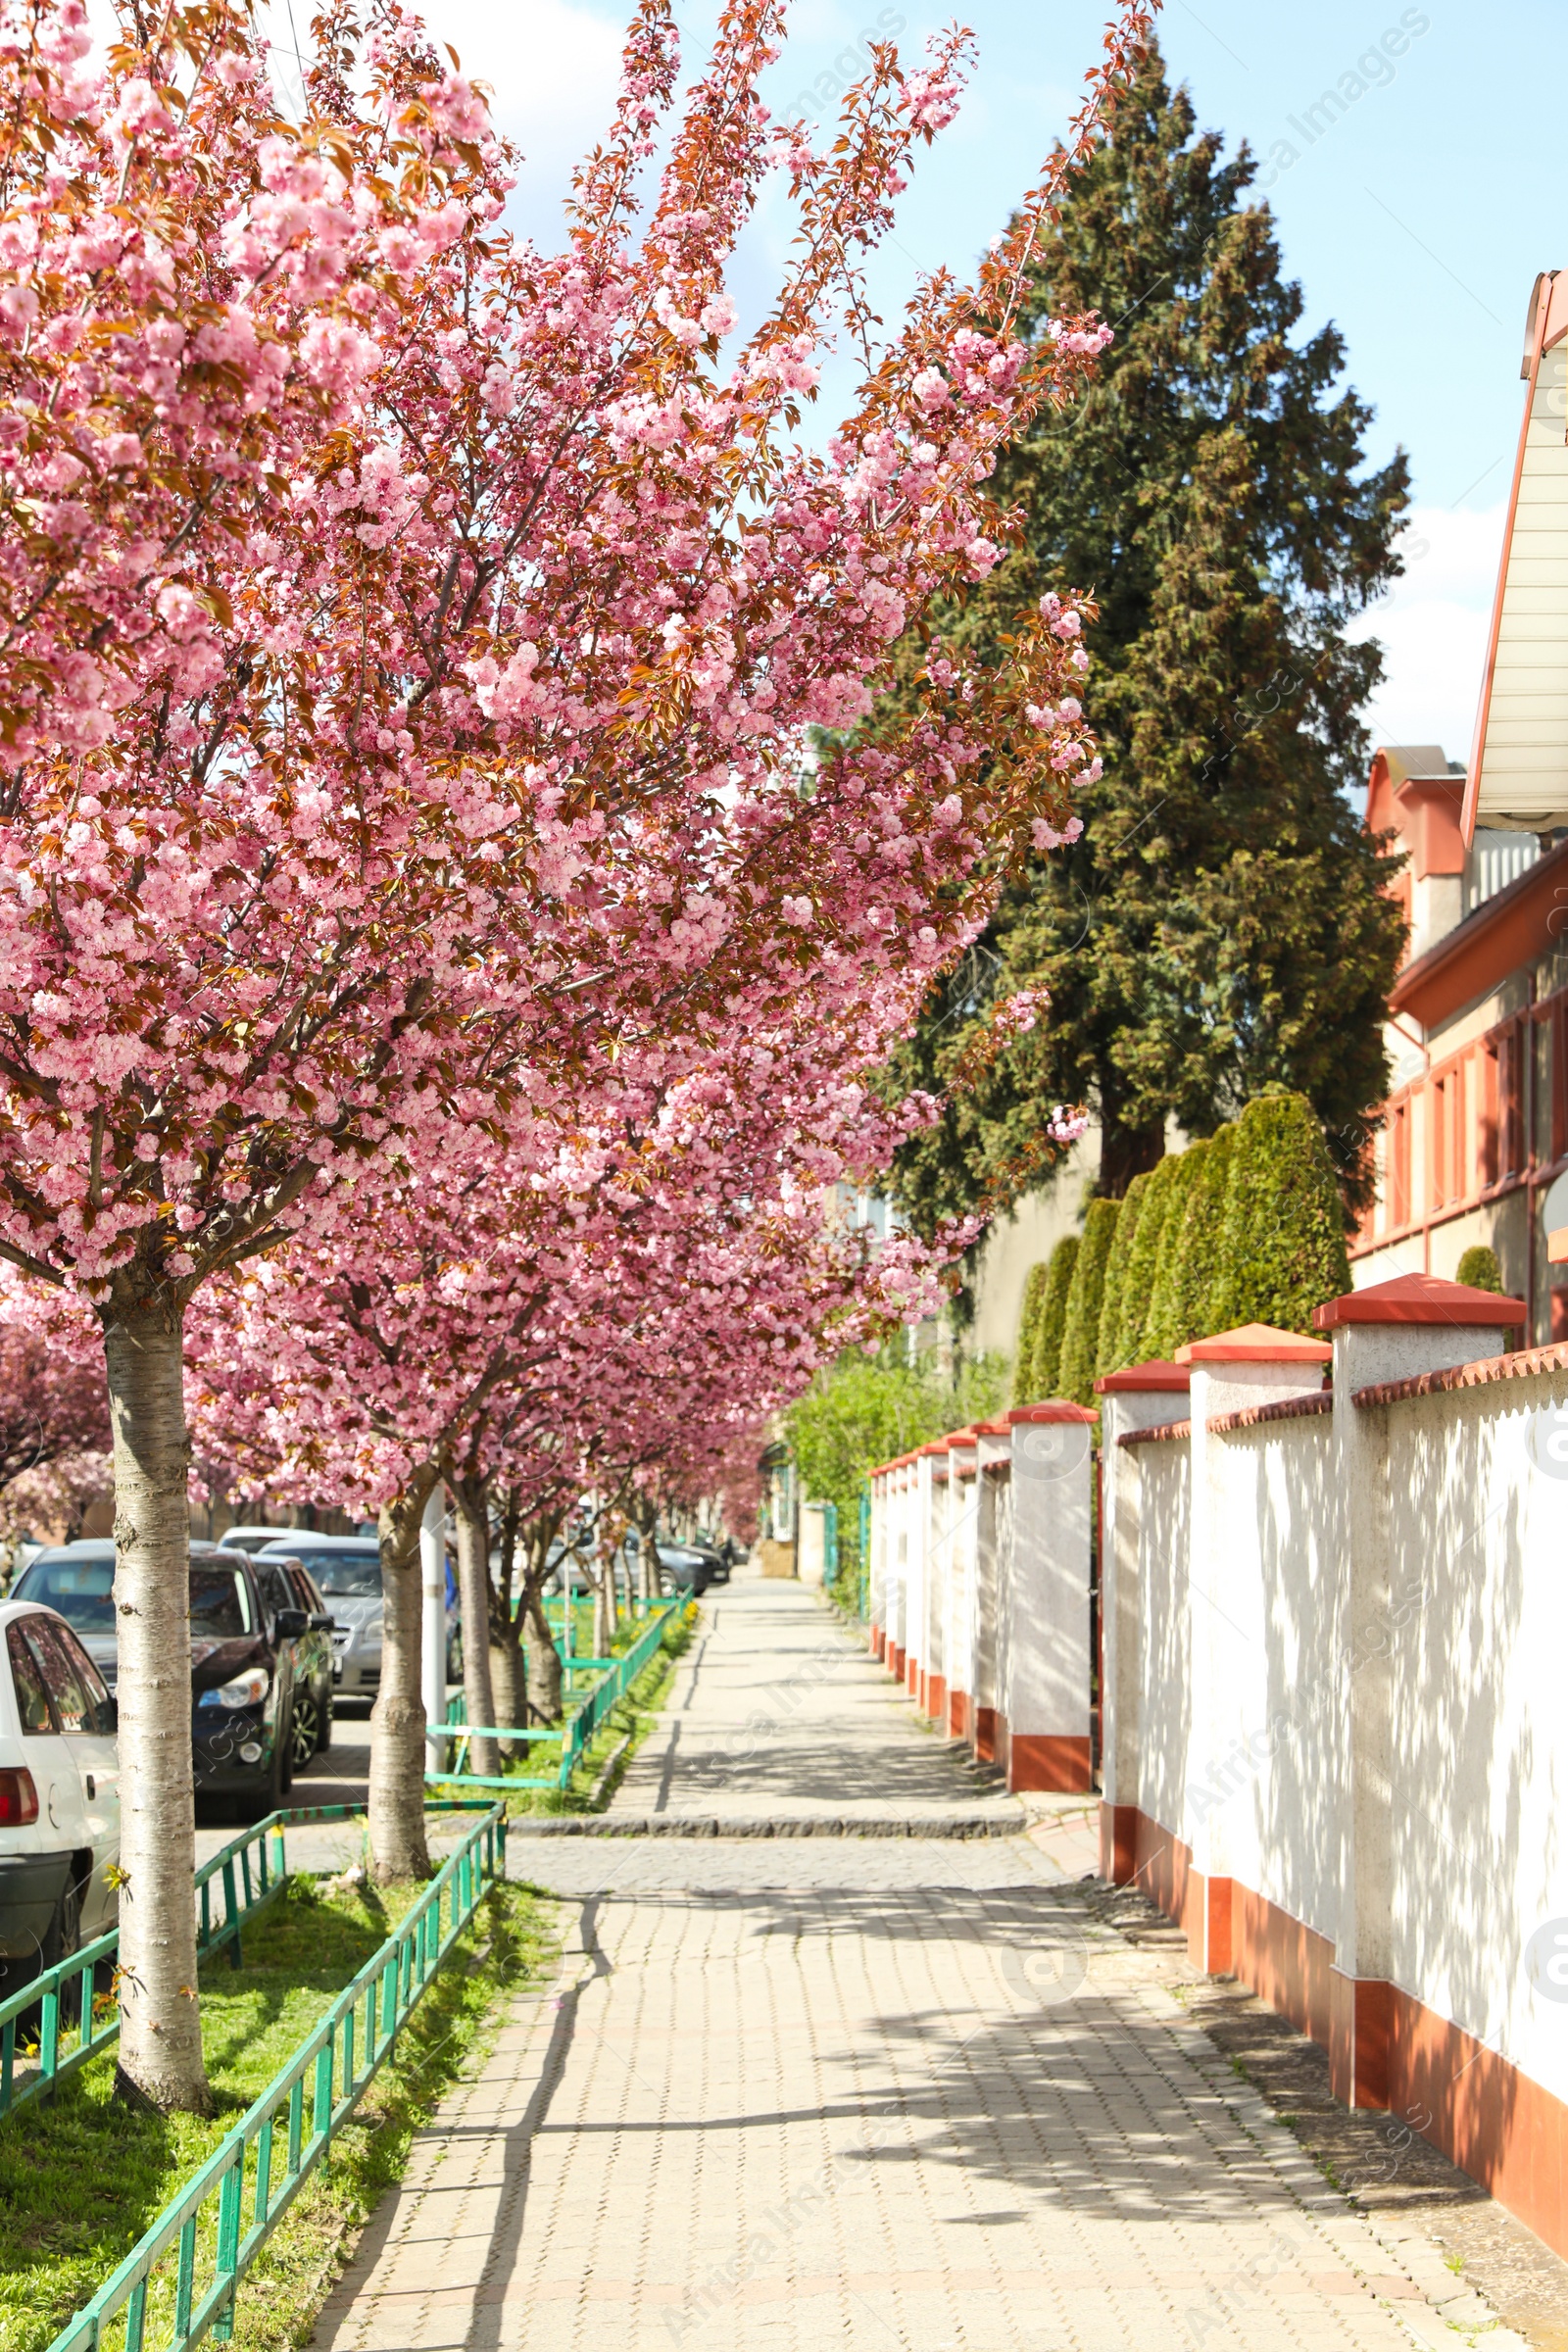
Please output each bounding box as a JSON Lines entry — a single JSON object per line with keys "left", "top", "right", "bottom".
{"left": 1348, "top": 502, "right": 1508, "bottom": 765}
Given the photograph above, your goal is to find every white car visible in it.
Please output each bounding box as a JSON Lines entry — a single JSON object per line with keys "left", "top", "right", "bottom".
{"left": 0, "top": 1598, "right": 121, "bottom": 2000}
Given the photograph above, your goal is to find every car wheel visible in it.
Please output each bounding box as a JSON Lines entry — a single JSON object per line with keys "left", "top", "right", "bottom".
{"left": 316, "top": 1689, "right": 333, "bottom": 1755}
{"left": 289, "top": 1692, "right": 319, "bottom": 1773}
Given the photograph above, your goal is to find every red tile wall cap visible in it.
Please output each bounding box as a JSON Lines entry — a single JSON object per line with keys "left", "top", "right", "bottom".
{"left": 1006, "top": 1401, "right": 1100, "bottom": 1425}
{"left": 1117, "top": 1418, "right": 1192, "bottom": 1446}
{"left": 1313, "top": 1271, "right": 1526, "bottom": 1329}
{"left": 971, "top": 1416, "right": 1013, "bottom": 1437}
{"left": 1175, "top": 1322, "right": 1332, "bottom": 1365}
{"left": 1207, "top": 1391, "right": 1334, "bottom": 1437}
{"left": 1094, "top": 1358, "right": 1191, "bottom": 1394}
{"left": 1550, "top": 1226, "right": 1568, "bottom": 1265}
{"left": 1352, "top": 1338, "right": 1568, "bottom": 1409}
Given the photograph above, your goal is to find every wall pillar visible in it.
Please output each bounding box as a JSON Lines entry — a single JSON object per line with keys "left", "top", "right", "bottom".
{"left": 1179, "top": 1323, "right": 1333, "bottom": 1975}
{"left": 1003, "top": 1402, "right": 1097, "bottom": 1791}
{"left": 972, "top": 1420, "right": 1011, "bottom": 1764}
{"left": 1314, "top": 1271, "right": 1527, "bottom": 2108}
{"left": 1093, "top": 1360, "right": 1192, "bottom": 1883}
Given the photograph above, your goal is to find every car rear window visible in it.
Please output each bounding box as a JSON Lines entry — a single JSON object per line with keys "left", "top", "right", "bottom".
{"left": 189, "top": 1567, "right": 252, "bottom": 1640}
{"left": 16, "top": 1557, "right": 116, "bottom": 1631}
{"left": 276, "top": 1549, "right": 380, "bottom": 1596}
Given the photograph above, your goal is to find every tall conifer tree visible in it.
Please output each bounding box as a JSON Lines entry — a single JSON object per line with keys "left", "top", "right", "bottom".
{"left": 888, "top": 40, "right": 1407, "bottom": 1233}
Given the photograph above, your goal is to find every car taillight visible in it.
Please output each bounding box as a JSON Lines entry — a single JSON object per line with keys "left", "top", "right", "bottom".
{"left": 0, "top": 1768, "right": 38, "bottom": 1826}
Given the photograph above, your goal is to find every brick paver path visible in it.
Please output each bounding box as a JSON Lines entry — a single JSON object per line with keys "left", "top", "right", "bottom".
{"left": 313, "top": 1580, "right": 1518, "bottom": 2352}
{"left": 610, "top": 1577, "right": 1020, "bottom": 1823}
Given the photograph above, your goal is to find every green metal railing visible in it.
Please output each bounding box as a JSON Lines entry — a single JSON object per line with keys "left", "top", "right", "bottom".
{"left": 427, "top": 1596, "right": 686, "bottom": 1793}
{"left": 43, "top": 1798, "right": 506, "bottom": 2352}
{"left": 0, "top": 1804, "right": 310, "bottom": 2120}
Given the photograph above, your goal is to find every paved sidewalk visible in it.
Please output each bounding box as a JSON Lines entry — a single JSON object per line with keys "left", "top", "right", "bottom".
{"left": 611, "top": 1576, "right": 1020, "bottom": 1825}
{"left": 312, "top": 1581, "right": 1528, "bottom": 2352}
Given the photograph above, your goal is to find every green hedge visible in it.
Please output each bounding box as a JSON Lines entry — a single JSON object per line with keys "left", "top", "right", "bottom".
{"left": 1010, "top": 1260, "right": 1051, "bottom": 1404}
{"left": 1093, "top": 1168, "right": 1151, "bottom": 1383}
{"left": 1027, "top": 1233, "right": 1080, "bottom": 1398}
{"left": 1455, "top": 1244, "right": 1503, "bottom": 1294}
{"left": 1108, "top": 1152, "right": 1182, "bottom": 1371}
{"left": 1057, "top": 1198, "right": 1120, "bottom": 1405}
{"left": 1209, "top": 1093, "right": 1349, "bottom": 1336}
{"left": 1143, "top": 1139, "right": 1208, "bottom": 1361}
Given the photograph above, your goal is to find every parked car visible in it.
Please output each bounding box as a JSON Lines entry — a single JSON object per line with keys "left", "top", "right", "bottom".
{"left": 0, "top": 1597, "right": 119, "bottom": 1996}
{"left": 686, "top": 1539, "right": 731, "bottom": 1587}
{"left": 655, "top": 1544, "right": 712, "bottom": 1598}
{"left": 254, "top": 1533, "right": 462, "bottom": 1711}
{"left": 218, "top": 1525, "right": 298, "bottom": 1556}
{"left": 254, "top": 1535, "right": 382, "bottom": 1713}
{"left": 13, "top": 1541, "right": 330, "bottom": 1820}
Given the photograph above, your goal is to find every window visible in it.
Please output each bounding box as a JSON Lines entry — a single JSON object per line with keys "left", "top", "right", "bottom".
{"left": 16, "top": 1556, "right": 116, "bottom": 1632}
{"left": 25, "top": 1617, "right": 113, "bottom": 1736}
{"left": 1389, "top": 1102, "right": 1411, "bottom": 1227}
{"left": 288, "top": 1549, "right": 381, "bottom": 1596}
{"left": 254, "top": 1562, "right": 295, "bottom": 1621}
{"left": 7, "top": 1621, "right": 56, "bottom": 1736}
{"left": 288, "top": 1567, "right": 326, "bottom": 1616}
{"left": 188, "top": 1568, "right": 252, "bottom": 1641}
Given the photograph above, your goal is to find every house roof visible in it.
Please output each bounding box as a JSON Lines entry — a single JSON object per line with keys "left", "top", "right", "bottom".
{"left": 1464, "top": 269, "right": 1568, "bottom": 840}
{"left": 1389, "top": 833, "right": 1568, "bottom": 1028}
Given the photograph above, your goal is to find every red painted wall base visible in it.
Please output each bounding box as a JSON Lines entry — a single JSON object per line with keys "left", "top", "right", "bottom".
{"left": 925, "top": 1672, "right": 947, "bottom": 1728}
{"left": 1007, "top": 1734, "right": 1092, "bottom": 1793}
{"left": 949, "top": 1689, "right": 968, "bottom": 1740}
{"left": 974, "top": 1705, "right": 998, "bottom": 1765}
{"left": 1099, "top": 1800, "right": 1568, "bottom": 2265}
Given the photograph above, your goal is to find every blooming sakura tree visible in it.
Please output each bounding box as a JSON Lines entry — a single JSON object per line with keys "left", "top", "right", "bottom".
{"left": 1, "top": 0, "right": 1151, "bottom": 2104}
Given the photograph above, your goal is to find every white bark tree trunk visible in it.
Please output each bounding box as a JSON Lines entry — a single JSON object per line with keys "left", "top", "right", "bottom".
{"left": 103, "top": 1293, "right": 212, "bottom": 2114}
{"left": 451, "top": 1478, "right": 499, "bottom": 1779}
{"left": 368, "top": 1478, "right": 435, "bottom": 1881}
{"left": 591, "top": 1564, "right": 612, "bottom": 1660}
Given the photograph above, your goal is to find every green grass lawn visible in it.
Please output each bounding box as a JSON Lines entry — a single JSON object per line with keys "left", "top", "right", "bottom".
{"left": 0, "top": 1870, "right": 555, "bottom": 2352}
{"left": 495, "top": 1600, "right": 697, "bottom": 1817}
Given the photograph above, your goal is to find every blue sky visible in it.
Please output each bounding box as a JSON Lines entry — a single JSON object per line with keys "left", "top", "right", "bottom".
{"left": 311, "top": 0, "right": 1568, "bottom": 768}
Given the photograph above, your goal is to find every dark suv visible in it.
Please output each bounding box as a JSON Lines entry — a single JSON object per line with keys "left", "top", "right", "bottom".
{"left": 14, "top": 1541, "right": 335, "bottom": 1820}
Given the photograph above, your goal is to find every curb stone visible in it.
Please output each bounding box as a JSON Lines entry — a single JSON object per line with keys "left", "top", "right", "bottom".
{"left": 509, "top": 1809, "right": 1027, "bottom": 1838}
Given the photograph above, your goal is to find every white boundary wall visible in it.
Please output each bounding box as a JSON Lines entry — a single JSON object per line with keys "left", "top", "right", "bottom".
{"left": 1100, "top": 1293, "right": 1568, "bottom": 2263}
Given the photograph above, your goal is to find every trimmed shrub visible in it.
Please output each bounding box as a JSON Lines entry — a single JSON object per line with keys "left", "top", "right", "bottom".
{"left": 1027, "top": 1234, "right": 1079, "bottom": 1399}
{"left": 1143, "top": 1139, "right": 1209, "bottom": 1361}
{"left": 1057, "top": 1199, "right": 1120, "bottom": 1405}
{"left": 1093, "top": 1169, "right": 1152, "bottom": 1382}
{"left": 1111, "top": 1153, "right": 1181, "bottom": 1369}
{"left": 1210, "top": 1093, "right": 1349, "bottom": 1336}
{"left": 1455, "top": 1244, "right": 1503, "bottom": 1294}
{"left": 1010, "top": 1261, "right": 1052, "bottom": 1404}
{"left": 1168, "top": 1125, "right": 1236, "bottom": 1353}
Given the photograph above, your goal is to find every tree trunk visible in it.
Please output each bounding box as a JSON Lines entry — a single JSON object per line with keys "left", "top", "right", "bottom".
{"left": 591, "top": 1556, "right": 613, "bottom": 1659}
{"left": 488, "top": 1489, "right": 524, "bottom": 1757}
{"left": 523, "top": 1586, "right": 562, "bottom": 1722}
{"left": 450, "top": 1478, "right": 499, "bottom": 1779}
{"left": 368, "top": 1478, "right": 435, "bottom": 1882}
{"left": 1098, "top": 1109, "right": 1166, "bottom": 1200}
{"left": 490, "top": 1623, "right": 524, "bottom": 1754}
{"left": 102, "top": 1292, "right": 213, "bottom": 2115}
